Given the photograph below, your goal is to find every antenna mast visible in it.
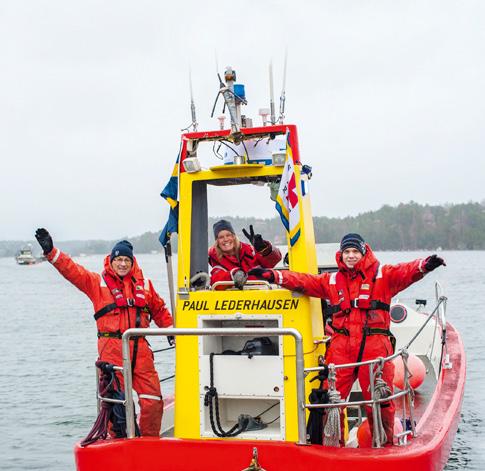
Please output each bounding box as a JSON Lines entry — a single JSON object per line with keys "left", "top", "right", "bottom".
{"left": 278, "top": 50, "right": 288, "bottom": 124}
{"left": 189, "top": 69, "right": 198, "bottom": 131}
{"left": 269, "top": 61, "right": 276, "bottom": 125}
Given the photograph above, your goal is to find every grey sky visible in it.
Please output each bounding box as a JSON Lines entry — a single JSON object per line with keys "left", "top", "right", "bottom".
{"left": 1, "top": 1, "right": 484, "bottom": 240}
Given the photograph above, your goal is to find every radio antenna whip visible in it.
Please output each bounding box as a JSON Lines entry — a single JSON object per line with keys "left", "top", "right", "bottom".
{"left": 269, "top": 60, "right": 276, "bottom": 125}
{"left": 278, "top": 50, "right": 288, "bottom": 124}
{"left": 189, "top": 68, "right": 198, "bottom": 131}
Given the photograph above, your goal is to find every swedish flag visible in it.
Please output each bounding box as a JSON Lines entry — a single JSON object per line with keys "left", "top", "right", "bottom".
{"left": 159, "top": 154, "right": 180, "bottom": 247}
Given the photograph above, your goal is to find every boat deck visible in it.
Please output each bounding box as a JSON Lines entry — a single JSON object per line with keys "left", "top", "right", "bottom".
{"left": 75, "top": 325, "right": 465, "bottom": 471}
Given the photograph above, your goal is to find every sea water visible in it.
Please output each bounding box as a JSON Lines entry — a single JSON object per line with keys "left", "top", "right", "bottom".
{"left": 0, "top": 249, "right": 483, "bottom": 470}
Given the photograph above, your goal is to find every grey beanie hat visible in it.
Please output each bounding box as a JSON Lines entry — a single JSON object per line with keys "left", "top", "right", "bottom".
{"left": 213, "top": 219, "right": 235, "bottom": 239}
{"left": 340, "top": 233, "right": 366, "bottom": 255}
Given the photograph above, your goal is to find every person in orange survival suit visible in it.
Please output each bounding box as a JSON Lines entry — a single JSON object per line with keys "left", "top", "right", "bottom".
{"left": 35, "top": 228, "right": 173, "bottom": 437}
{"left": 249, "top": 233, "right": 446, "bottom": 446}
{"left": 208, "top": 220, "right": 282, "bottom": 289}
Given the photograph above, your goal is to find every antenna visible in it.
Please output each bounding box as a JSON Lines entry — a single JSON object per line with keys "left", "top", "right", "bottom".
{"left": 180, "top": 67, "right": 199, "bottom": 133}
{"left": 189, "top": 68, "right": 198, "bottom": 131}
{"left": 221, "top": 67, "right": 240, "bottom": 135}
{"left": 278, "top": 50, "right": 288, "bottom": 124}
{"left": 210, "top": 71, "right": 239, "bottom": 134}
{"left": 269, "top": 61, "right": 276, "bottom": 125}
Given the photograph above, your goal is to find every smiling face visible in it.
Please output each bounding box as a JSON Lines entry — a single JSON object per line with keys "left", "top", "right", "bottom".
{"left": 216, "top": 230, "right": 237, "bottom": 256}
{"left": 341, "top": 247, "right": 363, "bottom": 269}
{"left": 111, "top": 256, "right": 133, "bottom": 277}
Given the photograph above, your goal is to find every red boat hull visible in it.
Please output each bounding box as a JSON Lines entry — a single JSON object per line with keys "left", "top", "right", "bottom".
{"left": 75, "top": 324, "right": 465, "bottom": 471}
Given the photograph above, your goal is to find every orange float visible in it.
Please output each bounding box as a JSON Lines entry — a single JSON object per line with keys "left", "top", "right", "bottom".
{"left": 392, "top": 353, "right": 426, "bottom": 390}
{"left": 357, "top": 418, "right": 404, "bottom": 447}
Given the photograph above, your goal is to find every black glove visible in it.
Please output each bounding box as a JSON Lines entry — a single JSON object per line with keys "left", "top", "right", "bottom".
{"left": 424, "top": 254, "right": 446, "bottom": 272}
{"left": 190, "top": 271, "right": 209, "bottom": 289}
{"left": 35, "top": 228, "right": 53, "bottom": 255}
{"left": 167, "top": 336, "right": 175, "bottom": 347}
{"left": 232, "top": 269, "right": 248, "bottom": 290}
{"left": 242, "top": 225, "right": 267, "bottom": 252}
{"left": 248, "top": 268, "right": 276, "bottom": 284}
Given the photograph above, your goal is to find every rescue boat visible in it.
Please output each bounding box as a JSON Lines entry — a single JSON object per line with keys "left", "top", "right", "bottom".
{"left": 74, "top": 65, "right": 465, "bottom": 471}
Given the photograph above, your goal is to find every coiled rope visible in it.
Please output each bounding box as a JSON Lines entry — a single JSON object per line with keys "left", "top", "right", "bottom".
{"left": 323, "top": 364, "right": 342, "bottom": 447}
{"left": 371, "top": 357, "right": 392, "bottom": 447}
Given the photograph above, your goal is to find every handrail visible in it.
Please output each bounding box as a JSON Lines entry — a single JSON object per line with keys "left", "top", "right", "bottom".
{"left": 105, "top": 295, "right": 447, "bottom": 447}
{"left": 304, "top": 296, "right": 447, "bottom": 375}
{"left": 435, "top": 281, "right": 448, "bottom": 374}
{"left": 121, "top": 327, "right": 305, "bottom": 443}
{"left": 210, "top": 280, "right": 272, "bottom": 290}
{"left": 97, "top": 365, "right": 124, "bottom": 412}
{"left": 305, "top": 389, "right": 409, "bottom": 409}
{"left": 434, "top": 281, "right": 447, "bottom": 339}
{"left": 303, "top": 295, "right": 447, "bottom": 447}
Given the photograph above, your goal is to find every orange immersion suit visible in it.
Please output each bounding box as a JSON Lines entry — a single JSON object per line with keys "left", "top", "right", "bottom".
{"left": 47, "top": 248, "right": 173, "bottom": 436}
{"left": 277, "top": 245, "right": 426, "bottom": 444}
{"left": 209, "top": 241, "right": 282, "bottom": 285}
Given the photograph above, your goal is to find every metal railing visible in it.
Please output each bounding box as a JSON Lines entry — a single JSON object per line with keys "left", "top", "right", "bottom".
{"left": 435, "top": 281, "right": 449, "bottom": 373}
{"left": 96, "top": 346, "right": 175, "bottom": 418}
{"left": 119, "top": 327, "right": 306, "bottom": 442}
{"left": 303, "top": 293, "right": 448, "bottom": 447}
{"left": 210, "top": 280, "right": 272, "bottom": 290}
{"left": 96, "top": 288, "right": 447, "bottom": 447}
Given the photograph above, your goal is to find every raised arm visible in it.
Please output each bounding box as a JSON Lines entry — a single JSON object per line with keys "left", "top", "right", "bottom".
{"left": 383, "top": 254, "right": 445, "bottom": 297}
{"left": 36, "top": 228, "right": 100, "bottom": 298}
{"left": 46, "top": 248, "right": 101, "bottom": 297}
{"left": 243, "top": 224, "right": 282, "bottom": 268}
{"left": 249, "top": 268, "right": 330, "bottom": 299}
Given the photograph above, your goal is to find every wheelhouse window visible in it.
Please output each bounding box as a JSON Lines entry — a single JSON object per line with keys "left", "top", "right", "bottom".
{"left": 189, "top": 177, "right": 286, "bottom": 288}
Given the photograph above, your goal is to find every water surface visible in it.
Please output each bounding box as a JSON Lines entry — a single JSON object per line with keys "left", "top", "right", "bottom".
{"left": 0, "top": 249, "right": 482, "bottom": 469}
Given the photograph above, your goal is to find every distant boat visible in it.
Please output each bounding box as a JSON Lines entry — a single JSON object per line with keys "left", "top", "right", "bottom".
{"left": 15, "top": 244, "right": 44, "bottom": 265}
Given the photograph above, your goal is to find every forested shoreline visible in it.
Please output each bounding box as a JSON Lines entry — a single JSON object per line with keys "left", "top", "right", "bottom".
{"left": 3, "top": 201, "right": 485, "bottom": 257}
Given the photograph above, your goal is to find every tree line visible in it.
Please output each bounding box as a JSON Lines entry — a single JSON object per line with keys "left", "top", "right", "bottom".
{"left": 3, "top": 201, "right": 485, "bottom": 258}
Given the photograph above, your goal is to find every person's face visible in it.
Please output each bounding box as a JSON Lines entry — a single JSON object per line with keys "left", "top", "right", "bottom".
{"left": 217, "top": 230, "right": 236, "bottom": 255}
{"left": 111, "top": 256, "right": 133, "bottom": 277}
{"left": 342, "top": 248, "right": 363, "bottom": 269}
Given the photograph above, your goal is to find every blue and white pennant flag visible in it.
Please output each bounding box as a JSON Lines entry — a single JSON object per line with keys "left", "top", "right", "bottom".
{"left": 275, "top": 131, "right": 301, "bottom": 246}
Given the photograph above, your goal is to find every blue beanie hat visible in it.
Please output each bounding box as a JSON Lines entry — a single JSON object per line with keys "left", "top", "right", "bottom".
{"left": 110, "top": 240, "right": 134, "bottom": 262}
{"left": 213, "top": 219, "right": 235, "bottom": 239}
{"left": 340, "top": 233, "right": 366, "bottom": 255}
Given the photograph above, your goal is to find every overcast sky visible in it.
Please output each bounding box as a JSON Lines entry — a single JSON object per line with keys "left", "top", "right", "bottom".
{"left": 1, "top": 1, "right": 484, "bottom": 240}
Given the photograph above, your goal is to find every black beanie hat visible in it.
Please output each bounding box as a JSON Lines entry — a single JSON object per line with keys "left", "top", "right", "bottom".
{"left": 110, "top": 240, "right": 134, "bottom": 262}
{"left": 340, "top": 233, "right": 366, "bottom": 255}
{"left": 213, "top": 219, "right": 235, "bottom": 239}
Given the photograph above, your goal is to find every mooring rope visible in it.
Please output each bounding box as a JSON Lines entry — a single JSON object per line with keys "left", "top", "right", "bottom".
{"left": 323, "top": 364, "right": 342, "bottom": 447}
{"left": 371, "top": 358, "right": 392, "bottom": 446}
